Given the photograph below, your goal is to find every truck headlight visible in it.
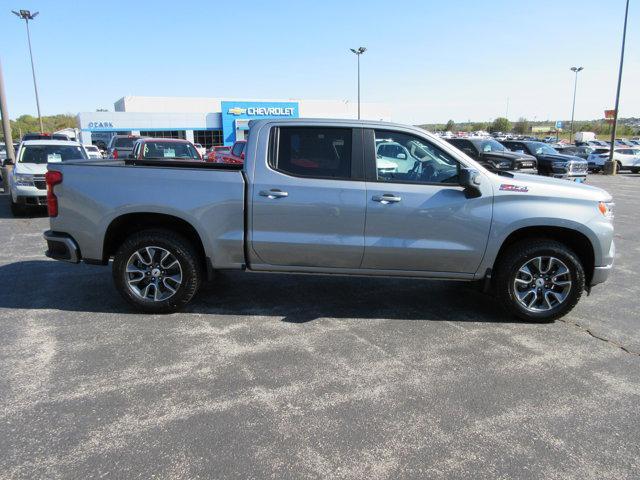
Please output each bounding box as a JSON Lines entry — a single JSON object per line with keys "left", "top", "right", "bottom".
{"left": 13, "top": 173, "right": 34, "bottom": 186}
{"left": 494, "top": 161, "right": 511, "bottom": 169}
{"left": 598, "top": 201, "right": 615, "bottom": 219}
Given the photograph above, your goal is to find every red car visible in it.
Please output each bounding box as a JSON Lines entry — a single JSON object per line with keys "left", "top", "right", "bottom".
{"left": 217, "top": 140, "right": 246, "bottom": 165}
{"left": 129, "top": 138, "right": 203, "bottom": 161}
{"left": 206, "top": 145, "right": 231, "bottom": 162}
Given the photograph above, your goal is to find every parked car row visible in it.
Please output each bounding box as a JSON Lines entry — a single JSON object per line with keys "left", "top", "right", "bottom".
{"left": 443, "top": 137, "right": 588, "bottom": 181}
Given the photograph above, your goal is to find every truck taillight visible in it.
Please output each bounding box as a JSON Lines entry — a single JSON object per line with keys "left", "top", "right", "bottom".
{"left": 113, "top": 149, "right": 118, "bottom": 159}
{"left": 45, "top": 170, "right": 63, "bottom": 217}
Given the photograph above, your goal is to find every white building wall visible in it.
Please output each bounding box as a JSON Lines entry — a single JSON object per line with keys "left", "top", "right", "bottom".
{"left": 114, "top": 96, "right": 392, "bottom": 121}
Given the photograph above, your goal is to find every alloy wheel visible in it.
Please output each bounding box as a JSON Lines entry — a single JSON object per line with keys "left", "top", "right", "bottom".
{"left": 513, "top": 256, "right": 572, "bottom": 312}
{"left": 125, "top": 246, "right": 183, "bottom": 302}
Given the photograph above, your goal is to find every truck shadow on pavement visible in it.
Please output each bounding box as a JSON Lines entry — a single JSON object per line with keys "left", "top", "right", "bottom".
{"left": 0, "top": 261, "right": 515, "bottom": 323}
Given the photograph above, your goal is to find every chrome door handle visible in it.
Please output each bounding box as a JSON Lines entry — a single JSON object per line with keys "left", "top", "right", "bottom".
{"left": 259, "top": 189, "right": 289, "bottom": 199}
{"left": 372, "top": 194, "right": 401, "bottom": 204}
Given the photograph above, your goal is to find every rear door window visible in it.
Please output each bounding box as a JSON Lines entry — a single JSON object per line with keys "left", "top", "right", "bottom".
{"left": 272, "top": 127, "right": 352, "bottom": 179}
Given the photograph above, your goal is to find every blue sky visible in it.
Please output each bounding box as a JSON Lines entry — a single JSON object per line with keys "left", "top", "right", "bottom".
{"left": 3, "top": 0, "right": 638, "bottom": 124}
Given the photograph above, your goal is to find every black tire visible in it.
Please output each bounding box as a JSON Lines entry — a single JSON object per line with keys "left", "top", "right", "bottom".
{"left": 494, "top": 239, "right": 585, "bottom": 322}
{"left": 10, "top": 198, "right": 25, "bottom": 217}
{"left": 112, "top": 229, "right": 202, "bottom": 313}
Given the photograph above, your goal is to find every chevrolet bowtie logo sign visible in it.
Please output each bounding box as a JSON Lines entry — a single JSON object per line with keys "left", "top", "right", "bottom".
{"left": 227, "top": 106, "right": 296, "bottom": 116}
{"left": 228, "top": 107, "right": 247, "bottom": 116}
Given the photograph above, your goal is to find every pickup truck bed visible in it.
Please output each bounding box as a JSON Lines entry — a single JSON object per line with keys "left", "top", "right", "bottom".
{"left": 48, "top": 159, "right": 246, "bottom": 269}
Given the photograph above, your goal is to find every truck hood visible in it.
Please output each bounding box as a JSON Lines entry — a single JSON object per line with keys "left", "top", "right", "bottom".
{"left": 493, "top": 172, "right": 612, "bottom": 202}
{"left": 483, "top": 150, "right": 536, "bottom": 162}
{"left": 14, "top": 162, "right": 48, "bottom": 175}
{"left": 542, "top": 153, "right": 587, "bottom": 164}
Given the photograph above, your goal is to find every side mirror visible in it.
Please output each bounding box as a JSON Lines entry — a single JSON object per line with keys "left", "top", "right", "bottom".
{"left": 240, "top": 152, "right": 245, "bottom": 160}
{"left": 459, "top": 167, "right": 482, "bottom": 198}
{"left": 396, "top": 153, "right": 407, "bottom": 160}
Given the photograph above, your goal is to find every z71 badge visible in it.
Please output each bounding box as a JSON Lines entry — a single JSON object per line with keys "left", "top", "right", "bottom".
{"left": 499, "top": 184, "right": 529, "bottom": 192}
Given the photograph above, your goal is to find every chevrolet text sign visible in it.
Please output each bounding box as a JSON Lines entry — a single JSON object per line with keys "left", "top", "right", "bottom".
{"left": 221, "top": 101, "right": 299, "bottom": 145}
{"left": 228, "top": 106, "right": 296, "bottom": 116}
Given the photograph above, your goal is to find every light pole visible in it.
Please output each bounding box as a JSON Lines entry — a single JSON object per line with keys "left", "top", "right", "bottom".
{"left": 1, "top": 58, "right": 16, "bottom": 193}
{"left": 12, "top": 9, "right": 43, "bottom": 133}
{"left": 604, "top": 0, "right": 630, "bottom": 176}
{"left": 349, "top": 47, "right": 366, "bottom": 119}
{"left": 569, "top": 66, "right": 583, "bottom": 143}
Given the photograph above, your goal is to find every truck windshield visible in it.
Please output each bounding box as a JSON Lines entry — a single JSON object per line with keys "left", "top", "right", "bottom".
{"left": 480, "top": 140, "right": 506, "bottom": 152}
{"left": 114, "top": 137, "right": 137, "bottom": 148}
{"left": 19, "top": 145, "right": 87, "bottom": 164}
{"left": 142, "top": 142, "right": 200, "bottom": 160}
{"left": 531, "top": 142, "right": 558, "bottom": 155}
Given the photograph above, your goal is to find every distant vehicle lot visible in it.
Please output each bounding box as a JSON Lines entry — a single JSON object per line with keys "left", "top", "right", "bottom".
{"left": 0, "top": 174, "right": 638, "bottom": 478}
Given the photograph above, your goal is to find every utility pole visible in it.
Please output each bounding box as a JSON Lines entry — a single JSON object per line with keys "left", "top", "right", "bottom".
{"left": 0, "top": 59, "right": 15, "bottom": 193}
{"left": 12, "top": 9, "right": 43, "bottom": 133}
{"left": 349, "top": 47, "right": 366, "bottom": 119}
{"left": 569, "top": 66, "right": 583, "bottom": 143}
{"left": 604, "top": 0, "right": 630, "bottom": 176}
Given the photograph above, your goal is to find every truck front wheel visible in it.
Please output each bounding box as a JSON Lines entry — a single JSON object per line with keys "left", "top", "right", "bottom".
{"left": 494, "top": 239, "right": 585, "bottom": 322}
{"left": 112, "top": 229, "right": 202, "bottom": 313}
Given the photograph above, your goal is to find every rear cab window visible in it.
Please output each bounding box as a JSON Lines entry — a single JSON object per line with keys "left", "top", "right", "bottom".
{"left": 270, "top": 127, "right": 353, "bottom": 179}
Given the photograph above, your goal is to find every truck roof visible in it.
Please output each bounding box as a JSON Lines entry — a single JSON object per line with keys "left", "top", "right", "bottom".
{"left": 247, "top": 118, "right": 417, "bottom": 130}
{"left": 20, "top": 140, "right": 82, "bottom": 147}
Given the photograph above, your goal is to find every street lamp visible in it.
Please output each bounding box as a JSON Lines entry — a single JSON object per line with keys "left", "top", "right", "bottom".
{"left": 569, "top": 66, "right": 583, "bottom": 143}
{"left": 349, "top": 47, "right": 366, "bottom": 119}
{"left": 12, "top": 9, "right": 43, "bottom": 133}
{"left": 604, "top": 0, "right": 630, "bottom": 176}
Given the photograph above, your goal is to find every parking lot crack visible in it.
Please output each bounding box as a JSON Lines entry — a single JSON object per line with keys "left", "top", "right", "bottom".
{"left": 557, "top": 318, "right": 640, "bottom": 357}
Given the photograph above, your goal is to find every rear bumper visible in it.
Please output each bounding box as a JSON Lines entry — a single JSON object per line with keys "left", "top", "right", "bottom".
{"left": 43, "top": 230, "right": 81, "bottom": 263}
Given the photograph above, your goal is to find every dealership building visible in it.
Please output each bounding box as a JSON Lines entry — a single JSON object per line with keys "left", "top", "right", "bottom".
{"left": 77, "top": 96, "right": 393, "bottom": 149}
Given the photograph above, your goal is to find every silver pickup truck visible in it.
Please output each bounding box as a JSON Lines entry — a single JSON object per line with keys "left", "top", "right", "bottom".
{"left": 43, "top": 119, "right": 615, "bottom": 321}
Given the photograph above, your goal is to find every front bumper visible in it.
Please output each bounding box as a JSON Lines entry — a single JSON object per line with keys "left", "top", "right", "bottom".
{"left": 552, "top": 172, "right": 587, "bottom": 182}
{"left": 43, "top": 230, "right": 81, "bottom": 263}
{"left": 516, "top": 167, "right": 538, "bottom": 175}
{"left": 591, "top": 241, "right": 615, "bottom": 287}
{"left": 15, "top": 195, "right": 47, "bottom": 206}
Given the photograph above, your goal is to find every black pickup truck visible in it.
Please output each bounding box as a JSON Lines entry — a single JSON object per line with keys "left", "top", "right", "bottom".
{"left": 500, "top": 140, "right": 588, "bottom": 182}
{"left": 447, "top": 137, "right": 537, "bottom": 173}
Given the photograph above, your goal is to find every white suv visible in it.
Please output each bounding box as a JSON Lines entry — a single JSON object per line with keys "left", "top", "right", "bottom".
{"left": 8, "top": 140, "right": 87, "bottom": 216}
{"left": 587, "top": 147, "right": 640, "bottom": 173}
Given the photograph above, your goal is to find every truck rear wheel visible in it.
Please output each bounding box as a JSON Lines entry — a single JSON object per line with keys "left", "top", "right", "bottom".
{"left": 494, "top": 239, "right": 585, "bottom": 322}
{"left": 112, "top": 229, "right": 202, "bottom": 313}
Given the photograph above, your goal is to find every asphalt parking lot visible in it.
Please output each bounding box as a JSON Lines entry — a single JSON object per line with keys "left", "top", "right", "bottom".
{"left": 1, "top": 174, "right": 639, "bottom": 479}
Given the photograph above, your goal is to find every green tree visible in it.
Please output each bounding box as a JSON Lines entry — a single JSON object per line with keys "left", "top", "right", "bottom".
{"left": 445, "top": 119, "right": 455, "bottom": 131}
{"left": 8, "top": 114, "right": 76, "bottom": 140}
{"left": 490, "top": 117, "right": 511, "bottom": 133}
{"left": 513, "top": 117, "right": 531, "bottom": 134}
{"left": 470, "top": 122, "right": 489, "bottom": 132}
